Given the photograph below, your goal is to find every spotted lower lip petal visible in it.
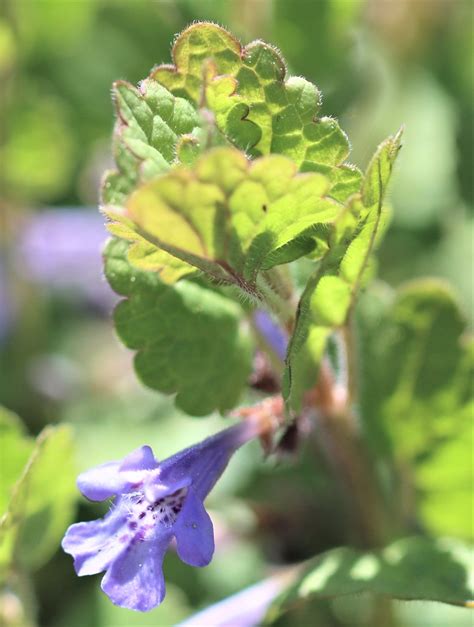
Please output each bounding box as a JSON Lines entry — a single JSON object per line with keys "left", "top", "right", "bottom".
{"left": 143, "top": 476, "right": 191, "bottom": 505}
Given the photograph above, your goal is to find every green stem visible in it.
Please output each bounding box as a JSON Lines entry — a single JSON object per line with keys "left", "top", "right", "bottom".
{"left": 313, "top": 326, "right": 390, "bottom": 549}
{"left": 262, "top": 267, "right": 295, "bottom": 304}
{"left": 372, "top": 597, "right": 396, "bottom": 627}
{"left": 341, "top": 316, "right": 358, "bottom": 408}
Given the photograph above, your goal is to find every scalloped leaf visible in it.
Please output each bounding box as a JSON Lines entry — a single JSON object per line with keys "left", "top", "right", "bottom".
{"left": 109, "top": 146, "right": 341, "bottom": 297}
{"left": 152, "top": 22, "right": 361, "bottom": 201}
{"left": 266, "top": 537, "right": 473, "bottom": 623}
{"left": 283, "top": 129, "right": 402, "bottom": 411}
{"left": 104, "top": 238, "right": 252, "bottom": 416}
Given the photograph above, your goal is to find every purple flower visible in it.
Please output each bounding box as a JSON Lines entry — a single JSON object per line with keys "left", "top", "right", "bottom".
{"left": 178, "top": 569, "right": 295, "bottom": 627}
{"left": 253, "top": 310, "right": 288, "bottom": 360}
{"left": 16, "top": 209, "right": 116, "bottom": 309}
{"left": 62, "top": 421, "right": 261, "bottom": 612}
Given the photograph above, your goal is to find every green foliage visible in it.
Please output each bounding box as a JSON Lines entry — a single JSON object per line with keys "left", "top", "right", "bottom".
{"left": 53, "top": 585, "right": 190, "bottom": 627}
{"left": 4, "top": 4, "right": 473, "bottom": 626}
{"left": 152, "top": 22, "right": 361, "bottom": 201}
{"left": 283, "top": 130, "right": 402, "bottom": 411}
{"left": 108, "top": 147, "right": 340, "bottom": 293}
{"left": 0, "top": 409, "right": 33, "bottom": 517}
{"left": 416, "top": 416, "right": 473, "bottom": 540}
{"left": 101, "top": 22, "right": 404, "bottom": 422}
{"left": 2, "top": 96, "right": 75, "bottom": 202}
{"left": 102, "top": 79, "right": 199, "bottom": 206}
{"left": 104, "top": 238, "right": 252, "bottom": 416}
{"left": 0, "top": 409, "right": 76, "bottom": 575}
{"left": 102, "top": 78, "right": 201, "bottom": 283}
{"left": 358, "top": 280, "right": 473, "bottom": 540}
{"left": 366, "top": 280, "right": 471, "bottom": 458}
{"left": 266, "top": 537, "right": 473, "bottom": 622}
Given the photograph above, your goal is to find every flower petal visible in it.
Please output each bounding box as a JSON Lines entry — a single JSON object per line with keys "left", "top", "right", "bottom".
{"left": 254, "top": 310, "right": 288, "bottom": 360}
{"left": 100, "top": 534, "right": 171, "bottom": 611}
{"left": 62, "top": 505, "right": 127, "bottom": 576}
{"left": 160, "top": 423, "right": 258, "bottom": 501}
{"left": 143, "top": 476, "right": 191, "bottom": 505}
{"left": 78, "top": 446, "right": 159, "bottom": 501}
{"left": 174, "top": 492, "right": 214, "bottom": 567}
{"left": 77, "top": 460, "right": 125, "bottom": 501}
{"left": 120, "top": 445, "right": 158, "bottom": 471}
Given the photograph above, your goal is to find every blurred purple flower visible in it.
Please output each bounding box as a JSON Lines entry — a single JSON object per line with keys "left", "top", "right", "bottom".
{"left": 17, "top": 209, "right": 115, "bottom": 308}
{"left": 178, "top": 570, "right": 295, "bottom": 627}
{"left": 62, "top": 421, "right": 260, "bottom": 612}
{"left": 253, "top": 310, "right": 288, "bottom": 360}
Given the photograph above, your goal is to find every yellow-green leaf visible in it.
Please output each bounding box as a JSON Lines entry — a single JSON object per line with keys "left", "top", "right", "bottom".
{"left": 111, "top": 147, "right": 341, "bottom": 295}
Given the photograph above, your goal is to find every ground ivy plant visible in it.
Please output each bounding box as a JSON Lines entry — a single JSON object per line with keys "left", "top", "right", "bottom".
{"left": 2, "top": 22, "right": 469, "bottom": 623}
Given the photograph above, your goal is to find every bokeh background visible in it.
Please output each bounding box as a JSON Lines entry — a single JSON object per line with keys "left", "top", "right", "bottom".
{"left": 0, "top": 1, "right": 472, "bottom": 625}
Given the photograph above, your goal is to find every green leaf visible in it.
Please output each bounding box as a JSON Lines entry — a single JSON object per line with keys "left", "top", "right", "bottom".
{"left": 0, "top": 422, "right": 76, "bottom": 575}
{"left": 104, "top": 238, "right": 252, "bottom": 416}
{"left": 358, "top": 280, "right": 473, "bottom": 539}
{"left": 369, "top": 280, "right": 471, "bottom": 459}
{"left": 102, "top": 78, "right": 199, "bottom": 206}
{"left": 266, "top": 537, "right": 473, "bottom": 622}
{"left": 283, "top": 130, "right": 402, "bottom": 411}
{"left": 3, "top": 95, "right": 74, "bottom": 203}
{"left": 0, "top": 408, "right": 33, "bottom": 517}
{"left": 152, "top": 22, "right": 361, "bottom": 201}
{"left": 109, "top": 146, "right": 341, "bottom": 296}
{"left": 416, "top": 415, "right": 473, "bottom": 540}
{"left": 101, "top": 78, "right": 201, "bottom": 283}
{"left": 105, "top": 217, "right": 194, "bottom": 285}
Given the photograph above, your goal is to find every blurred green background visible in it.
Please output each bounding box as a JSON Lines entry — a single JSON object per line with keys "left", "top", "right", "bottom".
{"left": 0, "top": 1, "right": 472, "bottom": 626}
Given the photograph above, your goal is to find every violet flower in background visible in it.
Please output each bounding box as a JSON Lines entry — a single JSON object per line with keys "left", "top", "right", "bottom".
{"left": 62, "top": 420, "right": 262, "bottom": 612}
{"left": 178, "top": 569, "right": 297, "bottom": 627}
{"left": 253, "top": 310, "right": 288, "bottom": 360}
{"left": 17, "top": 209, "right": 116, "bottom": 309}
